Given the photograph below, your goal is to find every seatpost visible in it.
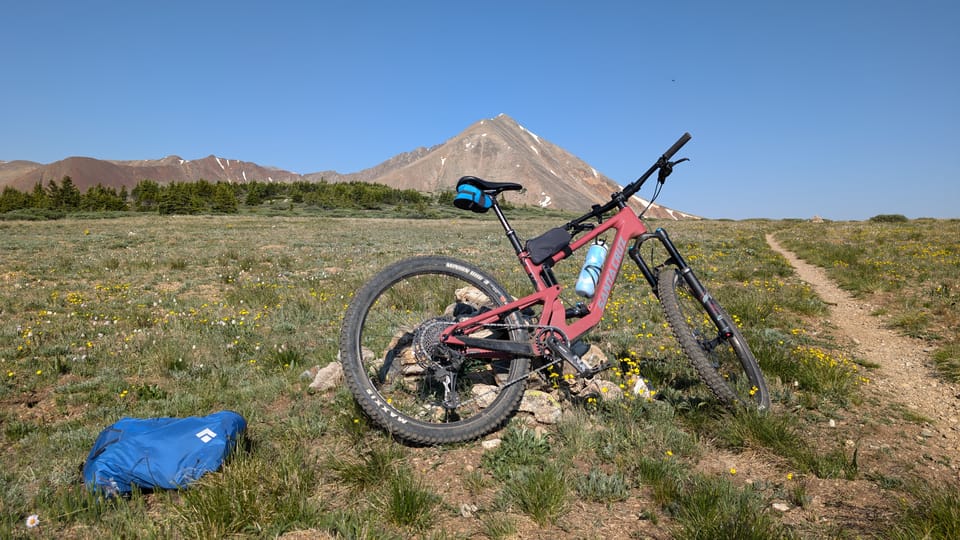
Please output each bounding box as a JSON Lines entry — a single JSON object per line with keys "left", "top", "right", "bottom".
{"left": 491, "top": 199, "right": 524, "bottom": 254}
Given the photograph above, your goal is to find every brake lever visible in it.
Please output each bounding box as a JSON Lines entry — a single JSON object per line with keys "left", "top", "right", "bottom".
{"left": 657, "top": 157, "right": 690, "bottom": 183}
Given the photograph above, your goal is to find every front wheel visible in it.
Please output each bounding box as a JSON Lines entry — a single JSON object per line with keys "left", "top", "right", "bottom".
{"left": 339, "top": 256, "right": 530, "bottom": 445}
{"left": 657, "top": 267, "right": 771, "bottom": 411}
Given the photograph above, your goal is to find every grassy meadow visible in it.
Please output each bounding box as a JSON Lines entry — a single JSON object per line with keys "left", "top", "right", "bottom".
{"left": 1, "top": 214, "right": 958, "bottom": 538}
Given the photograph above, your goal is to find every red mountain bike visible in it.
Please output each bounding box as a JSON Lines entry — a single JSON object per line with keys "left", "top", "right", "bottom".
{"left": 339, "top": 134, "right": 770, "bottom": 444}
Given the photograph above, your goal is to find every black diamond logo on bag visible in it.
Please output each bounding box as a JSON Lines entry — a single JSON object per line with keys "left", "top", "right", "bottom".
{"left": 196, "top": 428, "right": 217, "bottom": 443}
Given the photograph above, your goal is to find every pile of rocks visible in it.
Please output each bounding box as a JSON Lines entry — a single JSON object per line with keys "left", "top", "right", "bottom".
{"left": 304, "top": 342, "right": 654, "bottom": 429}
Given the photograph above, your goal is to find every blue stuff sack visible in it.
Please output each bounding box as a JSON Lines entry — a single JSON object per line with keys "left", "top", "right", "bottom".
{"left": 82, "top": 410, "right": 246, "bottom": 496}
{"left": 454, "top": 184, "right": 493, "bottom": 213}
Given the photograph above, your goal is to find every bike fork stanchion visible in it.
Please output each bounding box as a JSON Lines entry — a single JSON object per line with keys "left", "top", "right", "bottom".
{"left": 653, "top": 228, "right": 735, "bottom": 337}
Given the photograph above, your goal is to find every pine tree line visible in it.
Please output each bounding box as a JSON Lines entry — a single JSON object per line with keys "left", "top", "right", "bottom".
{"left": 0, "top": 177, "right": 433, "bottom": 216}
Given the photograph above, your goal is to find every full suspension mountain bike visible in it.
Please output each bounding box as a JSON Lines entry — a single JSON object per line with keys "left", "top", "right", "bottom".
{"left": 339, "top": 133, "right": 770, "bottom": 445}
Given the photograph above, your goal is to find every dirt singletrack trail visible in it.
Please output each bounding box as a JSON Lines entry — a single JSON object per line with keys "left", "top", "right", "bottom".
{"left": 766, "top": 233, "right": 960, "bottom": 479}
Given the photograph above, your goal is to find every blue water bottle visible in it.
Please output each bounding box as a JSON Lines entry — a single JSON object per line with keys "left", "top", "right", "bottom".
{"left": 575, "top": 240, "right": 608, "bottom": 298}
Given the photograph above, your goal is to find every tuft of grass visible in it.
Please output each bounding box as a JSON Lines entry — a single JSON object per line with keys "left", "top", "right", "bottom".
{"left": 381, "top": 469, "right": 441, "bottom": 531}
{"left": 502, "top": 461, "right": 569, "bottom": 526}
{"left": 268, "top": 345, "right": 305, "bottom": 370}
{"left": 889, "top": 309, "right": 932, "bottom": 339}
{"left": 480, "top": 512, "right": 518, "bottom": 539}
{"left": 672, "top": 475, "right": 795, "bottom": 540}
{"left": 174, "top": 447, "right": 322, "bottom": 539}
{"left": 575, "top": 468, "right": 630, "bottom": 503}
{"left": 327, "top": 443, "right": 406, "bottom": 493}
{"left": 480, "top": 426, "right": 551, "bottom": 481}
{"left": 887, "top": 485, "right": 960, "bottom": 540}
{"left": 319, "top": 508, "right": 403, "bottom": 540}
{"left": 933, "top": 343, "right": 960, "bottom": 382}
{"left": 787, "top": 477, "right": 811, "bottom": 508}
{"left": 713, "top": 408, "right": 859, "bottom": 480}
{"left": 633, "top": 454, "right": 687, "bottom": 506}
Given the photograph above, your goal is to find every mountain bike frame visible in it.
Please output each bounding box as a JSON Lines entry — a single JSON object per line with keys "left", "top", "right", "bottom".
{"left": 441, "top": 133, "right": 734, "bottom": 370}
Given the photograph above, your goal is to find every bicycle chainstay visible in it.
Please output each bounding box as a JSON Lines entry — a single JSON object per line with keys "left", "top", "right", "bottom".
{"left": 432, "top": 321, "right": 608, "bottom": 410}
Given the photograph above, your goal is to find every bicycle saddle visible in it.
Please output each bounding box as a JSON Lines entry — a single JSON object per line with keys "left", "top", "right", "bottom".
{"left": 455, "top": 176, "right": 523, "bottom": 194}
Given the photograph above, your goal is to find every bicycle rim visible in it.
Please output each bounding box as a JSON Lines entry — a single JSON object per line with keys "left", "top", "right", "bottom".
{"left": 658, "top": 267, "right": 770, "bottom": 410}
{"left": 340, "top": 257, "right": 529, "bottom": 444}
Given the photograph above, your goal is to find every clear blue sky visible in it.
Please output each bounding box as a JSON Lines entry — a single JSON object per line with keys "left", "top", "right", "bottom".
{"left": 2, "top": 1, "right": 957, "bottom": 220}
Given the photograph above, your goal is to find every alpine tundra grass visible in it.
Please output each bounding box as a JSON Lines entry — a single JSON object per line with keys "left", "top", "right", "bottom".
{"left": 1, "top": 215, "right": 958, "bottom": 538}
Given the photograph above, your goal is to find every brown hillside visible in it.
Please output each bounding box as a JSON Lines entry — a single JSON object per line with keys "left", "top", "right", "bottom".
{"left": 1, "top": 115, "right": 697, "bottom": 218}
{"left": 4, "top": 155, "right": 302, "bottom": 193}
{"left": 0, "top": 160, "right": 43, "bottom": 186}
{"left": 337, "top": 114, "right": 697, "bottom": 219}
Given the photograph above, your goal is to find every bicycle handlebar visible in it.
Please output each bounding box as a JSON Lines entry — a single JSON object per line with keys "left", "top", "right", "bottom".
{"left": 566, "top": 133, "right": 691, "bottom": 231}
{"left": 663, "top": 132, "right": 692, "bottom": 161}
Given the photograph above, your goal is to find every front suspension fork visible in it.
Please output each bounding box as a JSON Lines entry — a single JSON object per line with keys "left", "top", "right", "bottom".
{"left": 630, "top": 228, "right": 735, "bottom": 338}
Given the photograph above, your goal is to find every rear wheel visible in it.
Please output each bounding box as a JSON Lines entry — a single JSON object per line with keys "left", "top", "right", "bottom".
{"left": 339, "top": 256, "right": 530, "bottom": 444}
{"left": 657, "top": 267, "right": 770, "bottom": 410}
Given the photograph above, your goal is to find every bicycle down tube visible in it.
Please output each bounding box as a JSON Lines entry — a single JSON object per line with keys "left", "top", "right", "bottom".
{"left": 443, "top": 204, "right": 651, "bottom": 357}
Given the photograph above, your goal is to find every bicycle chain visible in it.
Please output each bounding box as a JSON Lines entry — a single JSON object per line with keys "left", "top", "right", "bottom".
{"left": 435, "top": 321, "right": 575, "bottom": 410}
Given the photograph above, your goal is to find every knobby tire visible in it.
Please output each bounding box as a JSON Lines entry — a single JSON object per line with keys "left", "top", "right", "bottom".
{"left": 339, "top": 256, "right": 530, "bottom": 444}
{"left": 657, "top": 267, "right": 771, "bottom": 411}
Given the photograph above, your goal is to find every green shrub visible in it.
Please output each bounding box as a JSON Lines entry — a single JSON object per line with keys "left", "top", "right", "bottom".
{"left": 869, "top": 214, "right": 909, "bottom": 223}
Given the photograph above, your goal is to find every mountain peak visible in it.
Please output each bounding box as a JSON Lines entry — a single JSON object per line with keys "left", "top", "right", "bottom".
{"left": 0, "top": 115, "right": 695, "bottom": 219}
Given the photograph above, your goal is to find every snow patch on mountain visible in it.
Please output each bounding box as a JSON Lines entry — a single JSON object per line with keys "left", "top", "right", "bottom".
{"left": 519, "top": 123, "right": 541, "bottom": 144}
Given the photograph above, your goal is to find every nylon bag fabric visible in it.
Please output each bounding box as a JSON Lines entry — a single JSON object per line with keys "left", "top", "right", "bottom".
{"left": 525, "top": 227, "right": 572, "bottom": 265}
{"left": 453, "top": 184, "right": 493, "bottom": 213}
{"left": 82, "top": 410, "right": 246, "bottom": 496}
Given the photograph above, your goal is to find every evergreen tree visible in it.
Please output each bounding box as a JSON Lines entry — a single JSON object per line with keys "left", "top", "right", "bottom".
{"left": 46, "top": 179, "right": 61, "bottom": 208}
{"left": 32, "top": 183, "right": 51, "bottom": 209}
{"left": 0, "top": 186, "right": 31, "bottom": 212}
{"left": 58, "top": 176, "right": 81, "bottom": 210}
{"left": 211, "top": 182, "right": 238, "bottom": 213}
{"left": 158, "top": 182, "right": 204, "bottom": 215}
{"left": 245, "top": 183, "right": 265, "bottom": 206}
{"left": 81, "top": 184, "right": 127, "bottom": 211}
{"left": 132, "top": 180, "right": 161, "bottom": 212}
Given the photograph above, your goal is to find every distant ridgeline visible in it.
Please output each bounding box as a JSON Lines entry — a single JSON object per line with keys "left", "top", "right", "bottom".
{"left": 0, "top": 177, "right": 435, "bottom": 217}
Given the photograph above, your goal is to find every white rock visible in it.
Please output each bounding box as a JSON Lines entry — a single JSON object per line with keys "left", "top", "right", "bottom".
{"left": 481, "top": 438, "right": 502, "bottom": 450}
{"left": 520, "top": 390, "right": 563, "bottom": 424}
{"left": 309, "top": 362, "right": 344, "bottom": 392}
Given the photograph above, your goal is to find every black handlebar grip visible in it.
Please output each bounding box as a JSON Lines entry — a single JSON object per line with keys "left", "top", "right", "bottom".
{"left": 663, "top": 132, "right": 692, "bottom": 160}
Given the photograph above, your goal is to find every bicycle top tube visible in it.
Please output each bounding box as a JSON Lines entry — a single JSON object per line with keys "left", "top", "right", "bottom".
{"left": 443, "top": 205, "right": 652, "bottom": 354}
{"left": 529, "top": 205, "right": 649, "bottom": 339}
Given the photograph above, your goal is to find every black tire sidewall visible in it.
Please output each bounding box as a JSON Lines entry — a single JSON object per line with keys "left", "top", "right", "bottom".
{"left": 339, "top": 256, "right": 530, "bottom": 444}
{"left": 657, "top": 267, "right": 770, "bottom": 410}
